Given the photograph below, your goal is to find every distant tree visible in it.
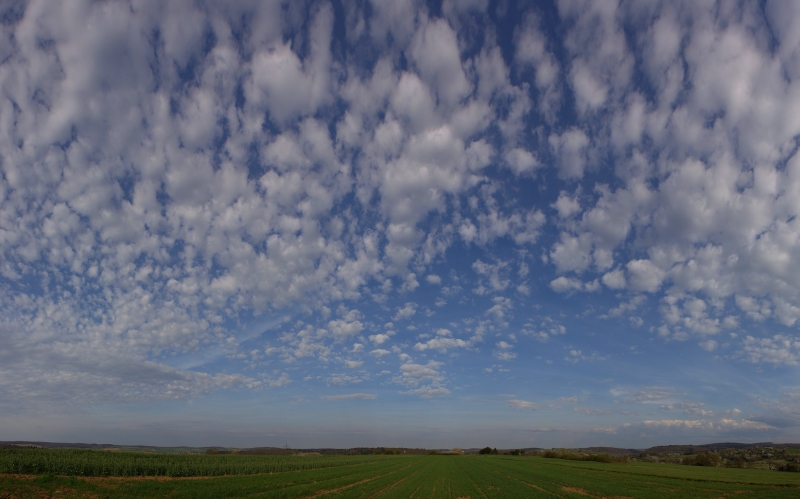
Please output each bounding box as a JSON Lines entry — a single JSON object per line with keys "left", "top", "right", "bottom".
{"left": 779, "top": 462, "right": 800, "bottom": 472}
{"left": 687, "top": 452, "right": 721, "bottom": 467}
{"left": 479, "top": 447, "right": 493, "bottom": 455}
{"left": 727, "top": 456, "right": 745, "bottom": 468}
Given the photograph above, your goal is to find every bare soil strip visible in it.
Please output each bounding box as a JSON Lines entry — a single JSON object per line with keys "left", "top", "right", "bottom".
{"left": 561, "top": 486, "right": 591, "bottom": 496}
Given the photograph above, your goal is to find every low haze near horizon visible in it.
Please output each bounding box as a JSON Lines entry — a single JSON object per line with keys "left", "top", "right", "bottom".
{"left": 2, "top": 0, "right": 800, "bottom": 450}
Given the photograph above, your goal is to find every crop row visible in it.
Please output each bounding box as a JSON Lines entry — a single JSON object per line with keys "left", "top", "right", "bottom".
{"left": 0, "top": 448, "right": 378, "bottom": 477}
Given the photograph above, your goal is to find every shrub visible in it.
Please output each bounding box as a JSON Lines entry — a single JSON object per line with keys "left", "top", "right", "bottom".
{"left": 726, "top": 457, "right": 745, "bottom": 468}
{"left": 683, "top": 452, "right": 721, "bottom": 467}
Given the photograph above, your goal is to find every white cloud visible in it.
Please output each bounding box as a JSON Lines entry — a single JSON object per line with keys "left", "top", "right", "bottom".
{"left": 394, "top": 359, "right": 450, "bottom": 398}
{"left": 267, "top": 373, "right": 292, "bottom": 388}
{"left": 486, "top": 296, "right": 512, "bottom": 323}
{"left": 368, "top": 333, "right": 391, "bottom": 346}
{"left": 735, "top": 295, "right": 772, "bottom": 322}
{"left": 328, "top": 312, "right": 365, "bottom": 342}
{"left": 626, "top": 260, "right": 665, "bottom": 293}
{"left": 494, "top": 341, "right": 517, "bottom": 360}
{"left": 553, "top": 191, "right": 580, "bottom": 219}
{"left": 401, "top": 386, "right": 451, "bottom": 398}
{"left": 397, "top": 361, "right": 444, "bottom": 387}
{"left": 741, "top": 335, "right": 800, "bottom": 366}
{"left": 426, "top": 274, "right": 442, "bottom": 285}
{"left": 612, "top": 386, "right": 679, "bottom": 404}
{"left": 550, "top": 233, "right": 592, "bottom": 273}
{"left": 414, "top": 337, "right": 469, "bottom": 352}
{"left": 549, "top": 276, "right": 594, "bottom": 293}
{"left": 602, "top": 269, "right": 626, "bottom": 290}
{"left": 514, "top": 13, "right": 561, "bottom": 121}
{"left": 472, "top": 259, "right": 511, "bottom": 293}
{"left": 322, "top": 393, "right": 376, "bottom": 401}
{"left": 504, "top": 148, "right": 540, "bottom": 175}
{"left": 549, "top": 277, "right": 574, "bottom": 293}
{"left": 633, "top": 419, "right": 772, "bottom": 431}
{"left": 368, "top": 0, "right": 418, "bottom": 47}
{"left": 248, "top": 4, "right": 334, "bottom": 124}
{"left": 608, "top": 295, "right": 646, "bottom": 317}
{"left": 549, "top": 128, "right": 589, "bottom": 179}
{"left": 394, "top": 302, "right": 418, "bottom": 321}
{"left": 699, "top": 340, "right": 718, "bottom": 352}
{"left": 508, "top": 399, "right": 537, "bottom": 410}
{"left": 407, "top": 18, "right": 471, "bottom": 108}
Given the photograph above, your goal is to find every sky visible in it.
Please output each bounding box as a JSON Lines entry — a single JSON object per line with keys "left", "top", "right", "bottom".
{"left": 1, "top": 0, "right": 800, "bottom": 450}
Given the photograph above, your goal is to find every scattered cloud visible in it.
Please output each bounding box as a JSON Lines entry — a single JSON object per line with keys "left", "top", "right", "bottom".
{"left": 508, "top": 399, "right": 538, "bottom": 410}
{"left": 322, "top": 393, "right": 377, "bottom": 401}
{"left": 0, "top": 0, "right": 798, "bottom": 446}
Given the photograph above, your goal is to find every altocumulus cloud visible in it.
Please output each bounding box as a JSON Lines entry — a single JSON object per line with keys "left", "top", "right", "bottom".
{"left": 0, "top": 0, "right": 800, "bottom": 448}
{"left": 321, "top": 393, "right": 376, "bottom": 401}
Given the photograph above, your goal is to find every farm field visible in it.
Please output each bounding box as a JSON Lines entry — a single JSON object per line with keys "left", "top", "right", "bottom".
{"left": 3, "top": 450, "right": 800, "bottom": 498}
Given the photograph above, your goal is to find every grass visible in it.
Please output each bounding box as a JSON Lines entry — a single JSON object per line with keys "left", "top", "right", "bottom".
{"left": 3, "top": 449, "right": 800, "bottom": 498}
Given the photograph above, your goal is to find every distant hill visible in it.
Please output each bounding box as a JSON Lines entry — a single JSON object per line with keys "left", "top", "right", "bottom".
{"left": 4, "top": 441, "right": 800, "bottom": 456}
{"left": 571, "top": 447, "right": 640, "bottom": 456}
{"left": 640, "top": 442, "right": 800, "bottom": 455}
{"left": 0, "top": 441, "right": 212, "bottom": 454}
{"left": 0, "top": 442, "right": 428, "bottom": 455}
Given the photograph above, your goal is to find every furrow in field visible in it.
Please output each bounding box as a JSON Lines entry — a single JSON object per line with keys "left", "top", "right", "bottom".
{"left": 368, "top": 462, "right": 434, "bottom": 499}
{"left": 455, "top": 458, "right": 552, "bottom": 499}
{"left": 86, "top": 459, "right": 406, "bottom": 499}
{"left": 490, "top": 469, "right": 567, "bottom": 498}
{"left": 342, "top": 460, "right": 428, "bottom": 499}
{"left": 407, "top": 479, "right": 425, "bottom": 498}
{"left": 406, "top": 461, "right": 449, "bottom": 499}
{"left": 515, "top": 458, "right": 800, "bottom": 487}
{"left": 484, "top": 458, "right": 643, "bottom": 499}
{"left": 471, "top": 457, "right": 602, "bottom": 499}
{"left": 266, "top": 460, "right": 398, "bottom": 492}
{"left": 481, "top": 457, "right": 800, "bottom": 499}
{"left": 363, "top": 468, "right": 420, "bottom": 498}
{"left": 453, "top": 459, "right": 488, "bottom": 499}
{"left": 300, "top": 462, "right": 415, "bottom": 498}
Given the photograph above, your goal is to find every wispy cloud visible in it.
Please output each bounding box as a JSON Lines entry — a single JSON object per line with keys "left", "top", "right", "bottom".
{"left": 507, "top": 399, "right": 538, "bottom": 410}
{"left": 321, "top": 393, "right": 377, "bottom": 401}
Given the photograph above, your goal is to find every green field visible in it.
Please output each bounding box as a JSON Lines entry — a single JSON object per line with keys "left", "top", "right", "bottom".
{"left": 3, "top": 450, "right": 800, "bottom": 498}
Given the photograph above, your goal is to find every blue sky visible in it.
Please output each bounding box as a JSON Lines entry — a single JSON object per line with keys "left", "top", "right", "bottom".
{"left": 2, "top": 0, "right": 800, "bottom": 450}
